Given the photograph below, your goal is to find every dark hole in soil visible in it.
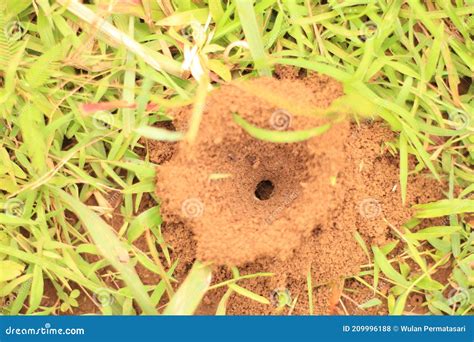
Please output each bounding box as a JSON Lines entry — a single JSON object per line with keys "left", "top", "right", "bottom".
{"left": 298, "top": 68, "right": 308, "bottom": 79}
{"left": 311, "top": 225, "right": 322, "bottom": 237}
{"left": 255, "top": 180, "right": 275, "bottom": 201}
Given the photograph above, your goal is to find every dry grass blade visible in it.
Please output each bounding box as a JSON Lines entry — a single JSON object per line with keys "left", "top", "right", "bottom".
{"left": 56, "top": 0, "right": 182, "bottom": 76}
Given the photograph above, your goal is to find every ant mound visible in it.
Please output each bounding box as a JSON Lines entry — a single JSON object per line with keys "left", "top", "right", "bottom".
{"left": 155, "top": 74, "right": 443, "bottom": 285}
{"left": 156, "top": 76, "right": 346, "bottom": 265}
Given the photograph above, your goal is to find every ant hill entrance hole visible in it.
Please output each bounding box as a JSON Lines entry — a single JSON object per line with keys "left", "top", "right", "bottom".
{"left": 255, "top": 180, "right": 275, "bottom": 201}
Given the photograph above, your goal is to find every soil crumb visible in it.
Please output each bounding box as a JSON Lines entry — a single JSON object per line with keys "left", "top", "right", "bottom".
{"left": 155, "top": 73, "right": 443, "bottom": 314}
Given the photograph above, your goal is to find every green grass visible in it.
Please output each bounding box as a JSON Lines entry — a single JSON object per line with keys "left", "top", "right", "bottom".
{"left": 0, "top": 0, "right": 472, "bottom": 315}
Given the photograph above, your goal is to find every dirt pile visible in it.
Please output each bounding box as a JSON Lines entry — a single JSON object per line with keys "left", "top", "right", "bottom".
{"left": 154, "top": 72, "right": 443, "bottom": 314}
{"left": 156, "top": 75, "right": 347, "bottom": 265}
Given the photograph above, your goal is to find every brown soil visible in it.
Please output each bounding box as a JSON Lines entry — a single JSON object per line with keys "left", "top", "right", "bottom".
{"left": 154, "top": 71, "right": 444, "bottom": 314}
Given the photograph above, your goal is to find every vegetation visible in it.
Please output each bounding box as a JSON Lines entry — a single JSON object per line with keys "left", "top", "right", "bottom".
{"left": 0, "top": 0, "right": 472, "bottom": 315}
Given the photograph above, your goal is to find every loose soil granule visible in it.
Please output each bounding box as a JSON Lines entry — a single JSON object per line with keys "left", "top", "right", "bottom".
{"left": 155, "top": 72, "right": 443, "bottom": 314}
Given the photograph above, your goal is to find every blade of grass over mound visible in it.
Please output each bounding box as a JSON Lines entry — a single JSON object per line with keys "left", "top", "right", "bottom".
{"left": 234, "top": 80, "right": 379, "bottom": 119}
{"left": 55, "top": 189, "right": 157, "bottom": 315}
{"left": 186, "top": 74, "right": 210, "bottom": 143}
{"left": 233, "top": 113, "right": 331, "bottom": 143}
{"left": 134, "top": 126, "right": 184, "bottom": 142}
{"left": 163, "top": 262, "right": 212, "bottom": 315}
{"left": 274, "top": 58, "right": 352, "bottom": 82}
{"left": 235, "top": 0, "right": 271, "bottom": 76}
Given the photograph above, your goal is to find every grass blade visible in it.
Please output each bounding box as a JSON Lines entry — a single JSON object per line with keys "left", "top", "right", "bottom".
{"left": 163, "top": 261, "right": 212, "bottom": 315}
{"left": 372, "top": 247, "right": 410, "bottom": 287}
{"left": 55, "top": 189, "right": 158, "bottom": 315}
{"left": 405, "top": 226, "right": 461, "bottom": 240}
{"left": 228, "top": 283, "right": 270, "bottom": 305}
{"left": 235, "top": 0, "right": 271, "bottom": 76}
{"left": 233, "top": 113, "right": 331, "bottom": 143}
{"left": 414, "top": 199, "right": 474, "bottom": 218}
{"left": 56, "top": 0, "right": 182, "bottom": 76}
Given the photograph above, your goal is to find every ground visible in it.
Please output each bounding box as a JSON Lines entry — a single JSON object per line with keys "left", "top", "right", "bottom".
{"left": 0, "top": 0, "right": 472, "bottom": 316}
